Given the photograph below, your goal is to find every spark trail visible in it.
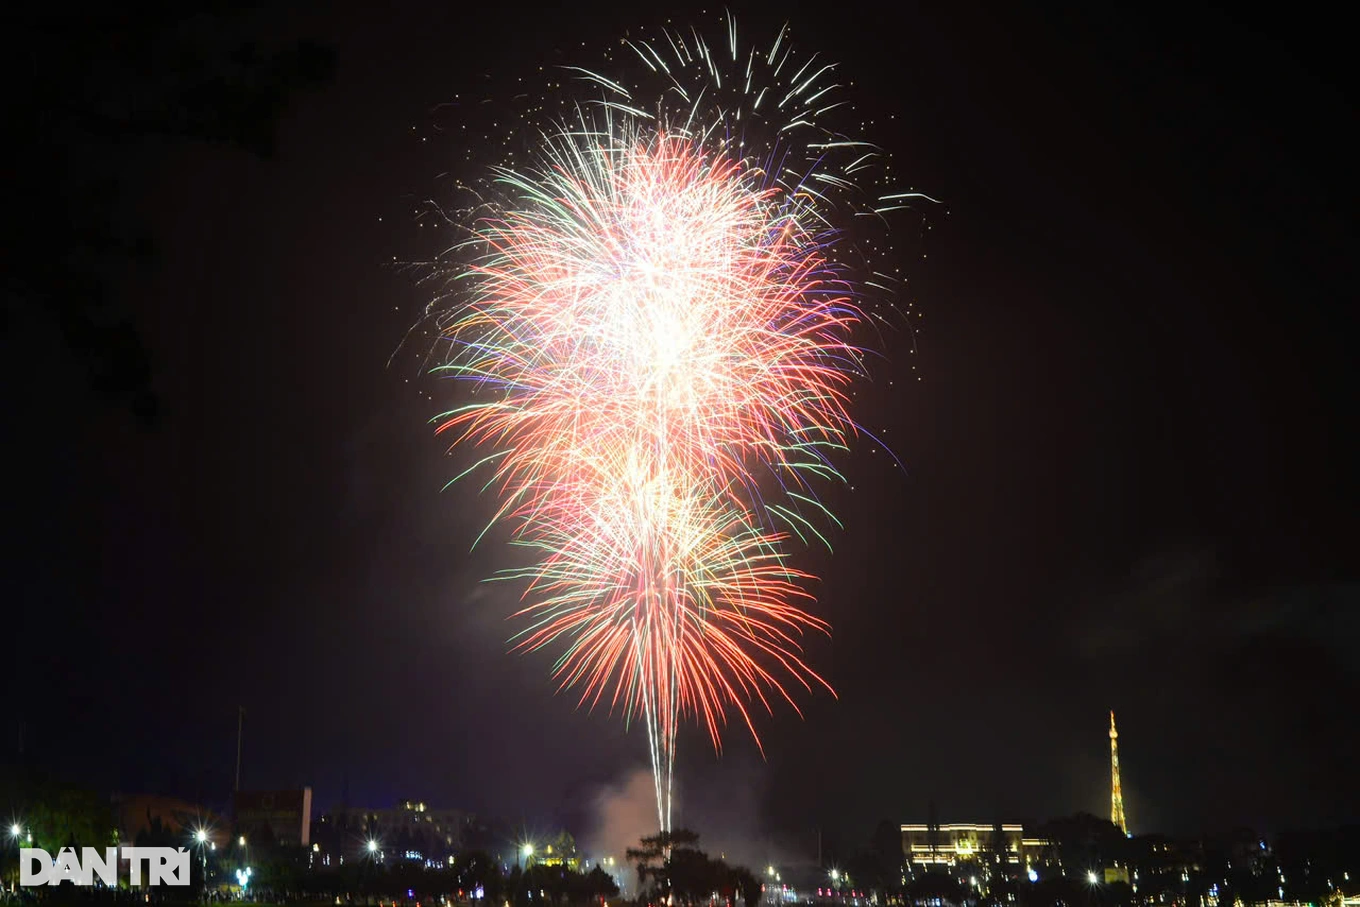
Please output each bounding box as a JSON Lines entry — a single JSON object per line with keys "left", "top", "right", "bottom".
{"left": 424, "top": 16, "right": 925, "bottom": 832}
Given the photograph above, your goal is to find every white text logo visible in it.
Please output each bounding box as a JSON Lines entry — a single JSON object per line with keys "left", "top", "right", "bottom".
{"left": 20, "top": 847, "right": 191, "bottom": 886}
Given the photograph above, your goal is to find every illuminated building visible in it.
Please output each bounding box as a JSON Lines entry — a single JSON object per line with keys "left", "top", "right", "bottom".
{"left": 528, "top": 832, "right": 581, "bottom": 870}
{"left": 1103, "top": 866, "right": 1130, "bottom": 884}
{"left": 900, "top": 824, "right": 1049, "bottom": 869}
{"left": 1110, "top": 710, "right": 1128, "bottom": 836}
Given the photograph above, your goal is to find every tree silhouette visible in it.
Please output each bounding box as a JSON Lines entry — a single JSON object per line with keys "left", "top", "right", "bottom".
{"left": 626, "top": 829, "right": 760, "bottom": 907}
{"left": 627, "top": 828, "right": 701, "bottom": 896}
{"left": 1035, "top": 813, "right": 1126, "bottom": 875}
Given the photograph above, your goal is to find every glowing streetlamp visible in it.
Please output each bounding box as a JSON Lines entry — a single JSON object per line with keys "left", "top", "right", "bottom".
{"left": 191, "top": 828, "right": 210, "bottom": 889}
{"left": 1087, "top": 872, "right": 1099, "bottom": 886}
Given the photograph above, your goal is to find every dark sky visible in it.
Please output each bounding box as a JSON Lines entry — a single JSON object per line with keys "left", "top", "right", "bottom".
{"left": 6, "top": 1, "right": 1356, "bottom": 851}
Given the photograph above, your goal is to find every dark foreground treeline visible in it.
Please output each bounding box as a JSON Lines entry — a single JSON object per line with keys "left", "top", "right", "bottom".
{"left": 2, "top": 853, "right": 620, "bottom": 906}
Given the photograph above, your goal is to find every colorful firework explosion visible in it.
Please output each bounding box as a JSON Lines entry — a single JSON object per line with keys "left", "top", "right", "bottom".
{"left": 417, "top": 15, "right": 932, "bottom": 831}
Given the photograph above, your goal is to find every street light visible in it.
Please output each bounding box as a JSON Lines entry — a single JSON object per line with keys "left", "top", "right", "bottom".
{"left": 367, "top": 839, "right": 379, "bottom": 854}
{"left": 1087, "top": 872, "right": 1099, "bottom": 886}
{"left": 8, "top": 825, "right": 18, "bottom": 838}
{"left": 191, "top": 829, "right": 210, "bottom": 897}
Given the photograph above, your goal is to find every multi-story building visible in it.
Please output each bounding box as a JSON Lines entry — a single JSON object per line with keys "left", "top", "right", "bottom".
{"left": 532, "top": 831, "right": 581, "bottom": 871}
{"left": 900, "top": 823, "right": 1049, "bottom": 872}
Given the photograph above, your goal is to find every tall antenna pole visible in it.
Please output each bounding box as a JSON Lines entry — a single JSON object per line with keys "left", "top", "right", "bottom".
{"left": 1109, "top": 709, "right": 1127, "bottom": 835}
{"left": 235, "top": 707, "right": 245, "bottom": 793}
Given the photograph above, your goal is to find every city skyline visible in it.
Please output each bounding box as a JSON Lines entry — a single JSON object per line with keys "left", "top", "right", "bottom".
{"left": 4, "top": 709, "right": 1328, "bottom": 852}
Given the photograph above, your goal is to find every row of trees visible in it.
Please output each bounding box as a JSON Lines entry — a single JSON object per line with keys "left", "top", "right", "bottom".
{"left": 5, "top": 842, "right": 619, "bottom": 905}
{"left": 225, "top": 852, "right": 621, "bottom": 905}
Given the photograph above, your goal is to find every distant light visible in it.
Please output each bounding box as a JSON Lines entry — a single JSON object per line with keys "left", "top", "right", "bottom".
{"left": 239, "top": 836, "right": 246, "bottom": 846}
{"left": 831, "top": 870, "right": 840, "bottom": 881}
{"left": 368, "top": 840, "right": 380, "bottom": 853}
{"left": 522, "top": 844, "right": 535, "bottom": 857}
{"left": 8, "top": 825, "right": 19, "bottom": 837}
{"left": 1028, "top": 870, "right": 1038, "bottom": 883}
{"left": 195, "top": 829, "right": 207, "bottom": 843}
{"left": 1088, "top": 872, "right": 1099, "bottom": 885}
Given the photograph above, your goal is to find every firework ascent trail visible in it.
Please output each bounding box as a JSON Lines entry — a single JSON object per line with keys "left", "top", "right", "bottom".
{"left": 420, "top": 15, "right": 934, "bottom": 832}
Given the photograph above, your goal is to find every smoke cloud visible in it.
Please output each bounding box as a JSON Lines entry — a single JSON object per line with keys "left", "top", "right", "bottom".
{"left": 583, "top": 757, "right": 795, "bottom": 897}
{"left": 582, "top": 767, "right": 657, "bottom": 896}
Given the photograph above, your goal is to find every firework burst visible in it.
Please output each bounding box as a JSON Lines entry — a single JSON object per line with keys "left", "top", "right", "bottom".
{"left": 420, "top": 16, "right": 928, "bottom": 831}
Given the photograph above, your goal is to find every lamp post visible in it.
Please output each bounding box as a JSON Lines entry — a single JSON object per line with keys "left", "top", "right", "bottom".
{"left": 7, "top": 825, "right": 21, "bottom": 895}
{"left": 192, "top": 829, "right": 211, "bottom": 900}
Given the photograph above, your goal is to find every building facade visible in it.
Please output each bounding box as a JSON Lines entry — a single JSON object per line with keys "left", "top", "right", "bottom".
{"left": 900, "top": 824, "right": 1049, "bottom": 870}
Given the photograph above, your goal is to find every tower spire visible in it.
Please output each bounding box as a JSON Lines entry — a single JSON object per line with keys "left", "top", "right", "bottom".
{"left": 1109, "top": 709, "right": 1127, "bottom": 835}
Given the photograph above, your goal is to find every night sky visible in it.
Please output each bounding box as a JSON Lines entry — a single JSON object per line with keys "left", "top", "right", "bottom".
{"left": 6, "top": 2, "right": 1355, "bottom": 852}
